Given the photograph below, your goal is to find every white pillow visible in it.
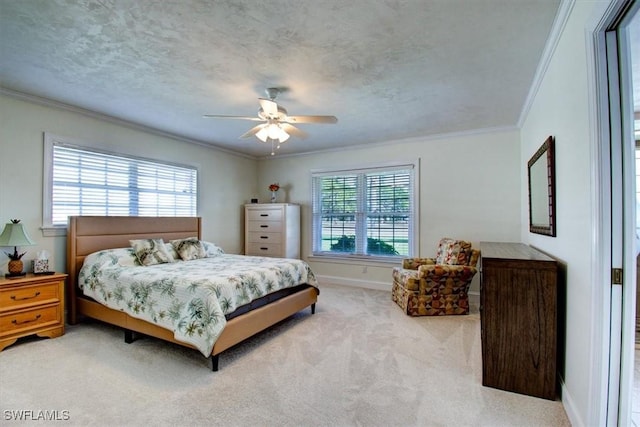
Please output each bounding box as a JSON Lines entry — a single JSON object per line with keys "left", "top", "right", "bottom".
{"left": 116, "top": 248, "right": 140, "bottom": 267}
{"left": 164, "top": 243, "right": 180, "bottom": 261}
{"left": 202, "top": 241, "right": 225, "bottom": 257}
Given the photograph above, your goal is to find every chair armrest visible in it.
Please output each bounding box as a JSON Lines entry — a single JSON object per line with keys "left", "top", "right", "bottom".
{"left": 468, "top": 249, "right": 481, "bottom": 267}
{"left": 402, "top": 257, "right": 436, "bottom": 270}
{"left": 418, "top": 264, "right": 478, "bottom": 281}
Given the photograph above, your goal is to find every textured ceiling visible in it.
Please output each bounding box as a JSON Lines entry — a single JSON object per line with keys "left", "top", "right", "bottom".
{"left": 0, "top": 0, "right": 563, "bottom": 157}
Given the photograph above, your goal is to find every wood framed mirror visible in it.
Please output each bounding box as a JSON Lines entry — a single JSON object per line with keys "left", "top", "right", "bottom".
{"left": 527, "top": 135, "right": 556, "bottom": 236}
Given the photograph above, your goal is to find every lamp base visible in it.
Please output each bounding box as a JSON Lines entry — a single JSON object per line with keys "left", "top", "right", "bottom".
{"left": 5, "top": 272, "right": 26, "bottom": 279}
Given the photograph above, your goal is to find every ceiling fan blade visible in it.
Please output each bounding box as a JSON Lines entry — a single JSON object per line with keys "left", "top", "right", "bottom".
{"left": 258, "top": 98, "right": 279, "bottom": 116}
{"left": 239, "top": 124, "right": 267, "bottom": 139}
{"left": 281, "top": 123, "right": 308, "bottom": 139}
{"left": 203, "top": 114, "right": 263, "bottom": 121}
{"left": 285, "top": 115, "right": 338, "bottom": 124}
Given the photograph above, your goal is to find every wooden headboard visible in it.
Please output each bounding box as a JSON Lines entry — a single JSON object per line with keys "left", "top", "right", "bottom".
{"left": 66, "top": 216, "right": 201, "bottom": 304}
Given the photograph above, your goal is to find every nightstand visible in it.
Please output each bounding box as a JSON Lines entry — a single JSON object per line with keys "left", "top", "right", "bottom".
{"left": 0, "top": 273, "right": 67, "bottom": 351}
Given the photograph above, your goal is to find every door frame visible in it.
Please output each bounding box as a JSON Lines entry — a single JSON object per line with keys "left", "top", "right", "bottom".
{"left": 591, "top": 0, "right": 638, "bottom": 424}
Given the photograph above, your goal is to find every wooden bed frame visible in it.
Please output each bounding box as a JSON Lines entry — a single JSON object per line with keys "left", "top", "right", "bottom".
{"left": 66, "top": 216, "right": 319, "bottom": 371}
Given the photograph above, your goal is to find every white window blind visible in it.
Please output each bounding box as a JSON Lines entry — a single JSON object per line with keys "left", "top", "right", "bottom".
{"left": 312, "top": 163, "right": 417, "bottom": 259}
{"left": 46, "top": 138, "right": 197, "bottom": 228}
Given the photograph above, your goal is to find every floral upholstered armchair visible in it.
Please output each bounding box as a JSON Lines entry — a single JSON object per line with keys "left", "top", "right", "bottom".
{"left": 392, "top": 238, "right": 480, "bottom": 316}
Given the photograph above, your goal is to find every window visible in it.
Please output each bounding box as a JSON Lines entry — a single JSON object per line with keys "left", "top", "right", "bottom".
{"left": 43, "top": 134, "right": 198, "bottom": 233}
{"left": 311, "top": 162, "right": 418, "bottom": 260}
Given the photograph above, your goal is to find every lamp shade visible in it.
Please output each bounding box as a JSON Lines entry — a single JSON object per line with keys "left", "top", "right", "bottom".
{"left": 0, "top": 221, "right": 35, "bottom": 247}
{"left": 256, "top": 126, "right": 269, "bottom": 142}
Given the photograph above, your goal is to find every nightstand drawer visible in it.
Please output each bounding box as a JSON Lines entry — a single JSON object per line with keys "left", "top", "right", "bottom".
{"left": 246, "top": 242, "right": 282, "bottom": 256}
{"left": 0, "top": 304, "right": 61, "bottom": 336}
{"left": 0, "top": 282, "right": 61, "bottom": 311}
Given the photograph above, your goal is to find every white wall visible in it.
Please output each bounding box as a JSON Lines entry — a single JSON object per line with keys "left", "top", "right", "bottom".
{"left": 257, "top": 129, "right": 522, "bottom": 291}
{"left": 0, "top": 94, "right": 258, "bottom": 273}
{"left": 519, "top": 1, "right": 609, "bottom": 425}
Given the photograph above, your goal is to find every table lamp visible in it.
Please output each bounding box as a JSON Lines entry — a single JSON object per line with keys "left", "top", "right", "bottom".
{"left": 0, "top": 219, "right": 36, "bottom": 277}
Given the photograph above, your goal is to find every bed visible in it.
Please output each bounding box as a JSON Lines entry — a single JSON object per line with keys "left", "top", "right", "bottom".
{"left": 66, "top": 215, "right": 319, "bottom": 371}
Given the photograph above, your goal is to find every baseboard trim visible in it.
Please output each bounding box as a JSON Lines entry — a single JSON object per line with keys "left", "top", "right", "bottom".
{"left": 316, "top": 275, "right": 482, "bottom": 301}
{"left": 560, "top": 376, "right": 583, "bottom": 427}
{"left": 316, "top": 275, "right": 390, "bottom": 291}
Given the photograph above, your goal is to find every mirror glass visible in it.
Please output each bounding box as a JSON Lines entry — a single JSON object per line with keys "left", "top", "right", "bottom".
{"left": 528, "top": 136, "right": 556, "bottom": 236}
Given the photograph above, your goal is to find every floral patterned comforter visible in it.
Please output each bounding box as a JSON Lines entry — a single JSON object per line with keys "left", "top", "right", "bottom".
{"left": 78, "top": 248, "right": 318, "bottom": 356}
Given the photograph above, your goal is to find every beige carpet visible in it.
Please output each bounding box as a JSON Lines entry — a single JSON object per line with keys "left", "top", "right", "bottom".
{"left": 0, "top": 283, "right": 569, "bottom": 426}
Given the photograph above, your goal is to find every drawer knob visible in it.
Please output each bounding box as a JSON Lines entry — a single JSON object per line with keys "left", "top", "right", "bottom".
{"left": 260, "top": 236, "right": 269, "bottom": 239}
{"left": 12, "top": 314, "right": 42, "bottom": 325}
{"left": 260, "top": 214, "right": 269, "bottom": 217}
{"left": 260, "top": 225, "right": 269, "bottom": 228}
{"left": 11, "top": 291, "right": 41, "bottom": 301}
{"left": 260, "top": 247, "right": 268, "bottom": 251}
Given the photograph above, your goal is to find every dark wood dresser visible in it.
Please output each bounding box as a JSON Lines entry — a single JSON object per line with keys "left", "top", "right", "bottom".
{"left": 480, "top": 242, "right": 558, "bottom": 400}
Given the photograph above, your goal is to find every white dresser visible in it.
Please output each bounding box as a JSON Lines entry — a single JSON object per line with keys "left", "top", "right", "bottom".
{"left": 244, "top": 203, "right": 300, "bottom": 258}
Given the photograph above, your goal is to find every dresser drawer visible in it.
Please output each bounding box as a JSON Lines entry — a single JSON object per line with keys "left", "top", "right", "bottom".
{"left": 0, "top": 304, "right": 61, "bottom": 336}
{"left": 246, "top": 242, "right": 282, "bottom": 256}
{"left": 247, "top": 231, "right": 282, "bottom": 244}
{"left": 247, "top": 209, "right": 283, "bottom": 222}
{"left": 0, "top": 282, "right": 61, "bottom": 312}
{"left": 247, "top": 221, "right": 283, "bottom": 233}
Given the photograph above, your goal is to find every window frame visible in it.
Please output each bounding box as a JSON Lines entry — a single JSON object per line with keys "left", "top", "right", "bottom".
{"left": 310, "top": 160, "right": 419, "bottom": 263}
{"left": 42, "top": 133, "right": 199, "bottom": 236}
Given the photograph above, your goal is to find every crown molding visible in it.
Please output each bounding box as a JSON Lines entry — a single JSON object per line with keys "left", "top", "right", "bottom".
{"left": 0, "top": 86, "right": 257, "bottom": 160}
{"left": 260, "top": 125, "right": 519, "bottom": 160}
{"left": 517, "top": 0, "right": 576, "bottom": 128}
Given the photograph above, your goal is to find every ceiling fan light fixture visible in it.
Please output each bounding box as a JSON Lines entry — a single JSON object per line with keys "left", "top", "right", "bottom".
{"left": 278, "top": 131, "right": 290, "bottom": 143}
{"left": 267, "top": 123, "right": 282, "bottom": 140}
{"left": 255, "top": 123, "right": 287, "bottom": 142}
{"left": 256, "top": 123, "right": 289, "bottom": 144}
{"left": 255, "top": 126, "right": 270, "bottom": 142}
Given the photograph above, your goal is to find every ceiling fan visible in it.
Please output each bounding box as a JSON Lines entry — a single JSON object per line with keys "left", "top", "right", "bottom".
{"left": 203, "top": 88, "right": 338, "bottom": 155}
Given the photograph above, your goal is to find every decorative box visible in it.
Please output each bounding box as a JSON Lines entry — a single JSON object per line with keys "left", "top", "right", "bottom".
{"left": 33, "top": 259, "right": 49, "bottom": 274}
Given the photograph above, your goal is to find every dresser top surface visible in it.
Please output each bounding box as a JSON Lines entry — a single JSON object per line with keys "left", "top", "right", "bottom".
{"left": 0, "top": 272, "right": 67, "bottom": 287}
{"left": 480, "top": 242, "right": 555, "bottom": 262}
{"left": 245, "top": 203, "right": 299, "bottom": 208}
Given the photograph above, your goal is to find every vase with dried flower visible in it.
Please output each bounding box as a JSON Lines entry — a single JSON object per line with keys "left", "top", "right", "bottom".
{"left": 269, "top": 183, "right": 280, "bottom": 203}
